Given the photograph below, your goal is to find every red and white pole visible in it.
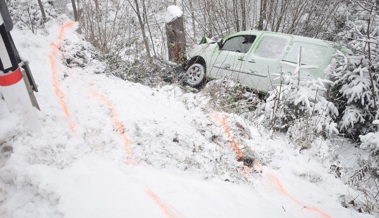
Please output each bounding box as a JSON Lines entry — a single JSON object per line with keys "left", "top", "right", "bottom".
{"left": 1, "top": 0, "right": 39, "bottom": 132}
{"left": 0, "top": 68, "right": 40, "bottom": 133}
{"left": 0, "top": 67, "right": 29, "bottom": 110}
{"left": 0, "top": 66, "right": 22, "bottom": 87}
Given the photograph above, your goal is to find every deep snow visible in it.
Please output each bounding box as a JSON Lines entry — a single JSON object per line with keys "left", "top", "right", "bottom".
{"left": 0, "top": 18, "right": 375, "bottom": 218}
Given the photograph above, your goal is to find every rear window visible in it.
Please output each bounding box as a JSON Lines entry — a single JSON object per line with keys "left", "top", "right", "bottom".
{"left": 255, "top": 35, "right": 287, "bottom": 59}
{"left": 283, "top": 42, "right": 332, "bottom": 66}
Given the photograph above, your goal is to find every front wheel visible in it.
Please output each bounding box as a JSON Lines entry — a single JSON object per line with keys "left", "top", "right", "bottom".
{"left": 185, "top": 63, "right": 206, "bottom": 87}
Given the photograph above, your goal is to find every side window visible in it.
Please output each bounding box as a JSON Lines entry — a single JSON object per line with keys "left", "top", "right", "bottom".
{"left": 283, "top": 42, "right": 330, "bottom": 66}
{"left": 221, "top": 35, "right": 256, "bottom": 53}
{"left": 255, "top": 35, "right": 287, "bottom": 59}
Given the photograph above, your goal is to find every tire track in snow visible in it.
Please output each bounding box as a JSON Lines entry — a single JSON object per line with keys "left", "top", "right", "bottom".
{"left": 219, "top": 115, "right": 331, "bottom": 218}
{"left": 49, "top": 21, "right": 178, "bottom": 218}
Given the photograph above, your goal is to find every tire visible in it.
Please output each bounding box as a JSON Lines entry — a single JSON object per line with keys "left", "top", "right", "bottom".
{"left": 185, "top": 63, "right": 206, "bottom": 87}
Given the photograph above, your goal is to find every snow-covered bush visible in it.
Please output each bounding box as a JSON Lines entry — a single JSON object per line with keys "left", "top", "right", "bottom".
{"left": 329, "top": 53, "right": 379, "bottom": 140}
{"left": 61, "top": 38, "right": 103, "bottom": 71}
{"left": 201, "top": 77, "right": 261, "bottom": 115}
{"left": 262, "top": 72, "right": 339, "bottom": 149}
{"left": 360, "top": 121, "right": 379, "bottom": 156}
{"left": 328, "top": 1, "right": 379, "bottom": 213}
{"left": 78, "top": 0, "right": 131, "bottom": 53}
{"left": 328, "top": 0, "right": 379, "bottom": 174}
{"left": 7, "top": 0, "right": 57, "bottom": 34}
{"left": 105, "top": 55, "right": 184, "bottom": 88}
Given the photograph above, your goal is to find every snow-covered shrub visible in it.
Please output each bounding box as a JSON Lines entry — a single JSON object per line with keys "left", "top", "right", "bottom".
{"left": 61, "top": 39, "right": 103, "bottom": 71}
{"left": 263, "top": 72, "right": 339, "bottom": 149}
{"left": 329, "top": 1, "right": 379, "bottom": 141}
{"left": 360, "top": 122, "right": 379, "bottom": 157}
{"left": 340, "top": 194, "right": 377, "bottom": 214}
{"left": 105, "top": 55, "right": 182, "bottom": 88}
{"left": 329, "top": 1, "right": 379, "bottom": 213}
{"left": 7, "top": 0, "right": 57, "bottom": 34}
{"left": 78, "top": 0, "right": 132, "bottom": 53}
{"left": 201, "top": 77, "right": 261, "bottom": 114}
{"left": 359, "top": 121, "right": 379, "bottom": 201}
{"left": 329, "top": 53, "right": 379, "bottom": 140}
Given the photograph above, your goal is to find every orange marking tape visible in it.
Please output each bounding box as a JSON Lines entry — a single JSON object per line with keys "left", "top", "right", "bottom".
{"left": 49, "top": 21, "right": 77, "bottom": 132}
{"left": 146, "top": 190, "right": 175, "bottom": 218}
{"left": 221, "top": 116, "right": 256, "bottom": 177}
{"left": 49, "top": 22, "right": 176, "bottom": 217}
{"left": 221, "top": 116, "right": 331, "bottom": 218}
{"left": 90, "top": 87, "right": 136, "bottom": 166}
{"left": 238, "top": 164, "right": 254, "bottom": 177}
{"left": 90, "top": 87, "right": 178, "bottom": 215}
{"left": 57, "top": 22, "right": 76, "bottom": 47}
{"left": 222, "top": 116, "right": 243, "bottom": 159}
{"left": 267, "top": 170, "right": 331, "bottom": 218}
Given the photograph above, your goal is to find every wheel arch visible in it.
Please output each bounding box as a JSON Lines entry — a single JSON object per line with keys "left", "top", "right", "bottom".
{"left": 186, "top": 56, "right": 206, "bottom": 70}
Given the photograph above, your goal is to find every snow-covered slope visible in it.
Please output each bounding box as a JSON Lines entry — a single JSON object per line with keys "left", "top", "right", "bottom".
{"left": 0, "top": 18, "right": 374, "bottom": 218}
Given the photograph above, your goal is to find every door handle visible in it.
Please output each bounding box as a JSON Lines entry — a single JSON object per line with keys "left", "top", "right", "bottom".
{"left": 248, "top": 59, "right": 256, "bottom": 63}
{"left": 249, "top": 69, "right": 266, "bottom": 77}
{"left": 224, "top": 64, "right": 231, "bottom": 69}
{"left": 238, "top": 57, "right": 245, "bottom": 61}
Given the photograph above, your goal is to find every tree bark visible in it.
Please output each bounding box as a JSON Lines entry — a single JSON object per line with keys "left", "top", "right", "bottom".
{"left": 367, "top": 7, "right": 378, "bottom": 110}
{"left": 71, "top": 0, "right": 79, "bottom": 21}
{"left": 36, "top": 0, "right": 47, "bottom": 23}
{"left": 258, "top": 0, "right": 266, "bottom": 30}
{"left": 233, "top": 0, "right": 240, "bottom": 31}
{"left": 241, "top": 0, "right": 246, "bottom": 30}
{"left": 166, "top": 13, "right": 186, "bottom": 64}
{"left": 142, "top": 0, "right": 156, "bottom": 57}
{"left": 129, "top": 0, "right": 152, "bottom": 63}
{"left": 94, "top": 0, "right": 99, "bottom": 11}
{"left": 188, "top": 0, "right": 196, "bottom": 39}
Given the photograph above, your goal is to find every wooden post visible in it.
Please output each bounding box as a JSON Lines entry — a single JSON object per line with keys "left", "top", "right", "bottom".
{"left": 165, "top": 6, "right": 186, "bottom": 64}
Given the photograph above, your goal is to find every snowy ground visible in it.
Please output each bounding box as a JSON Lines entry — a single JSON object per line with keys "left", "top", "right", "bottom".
{"left": 0, "top": 18, "right": 376, "bottom": 218}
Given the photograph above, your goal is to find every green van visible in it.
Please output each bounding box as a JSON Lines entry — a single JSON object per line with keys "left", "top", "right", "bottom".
{"left": 185, "top": 30, "right": 340, "bottom": 92}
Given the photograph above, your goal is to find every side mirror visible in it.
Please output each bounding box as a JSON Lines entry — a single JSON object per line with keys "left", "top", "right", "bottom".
{"left": 217, "top": 39, "right": 224, "bottom": 49}
{"left": 0, "top": 0, "right": 13, "bottom": 31}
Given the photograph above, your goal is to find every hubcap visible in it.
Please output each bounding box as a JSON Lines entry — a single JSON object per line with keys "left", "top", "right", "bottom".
{"left": 186, "top": 64, "right": 204, "bottom": 86}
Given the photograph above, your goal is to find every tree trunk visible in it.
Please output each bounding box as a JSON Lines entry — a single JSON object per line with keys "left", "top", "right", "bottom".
{"left": 71, "top": 0, "right": 79, "bottom": 21}
{"left": 95, "top": 0, "right": 99, "bottom": 11}
{"left": 142, "top": 0, "right": 156, "bottom": 57}
{"left": 76, "top": 0, "right": 81, "bottom": 20}
{"left": 241, "top": 0, "right": 246, "bottom": 30}
{"left": 129, "top": 0, "right": 152, "bottom": 63}
{"left": 166, "top": 11, "right": 186, "bottom": 64}
{"left": 232, "top": 0, "right": 240, "bottom": 31}
{"left": 258, "top": 0, "right": 266, "bottom": 30}
{"left": 367, "top": 7, "right": 378, "bottom": 110}
{"left": 188, "top": 0, "right": 196, "bottom": 39}
{"left": 36, "top": 0, "right": 47, "bottom": 23}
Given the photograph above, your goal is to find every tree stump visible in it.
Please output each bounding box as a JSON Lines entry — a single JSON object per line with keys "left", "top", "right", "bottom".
{"left": 165, "top": 6, "right": 186, "bottom": 64}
